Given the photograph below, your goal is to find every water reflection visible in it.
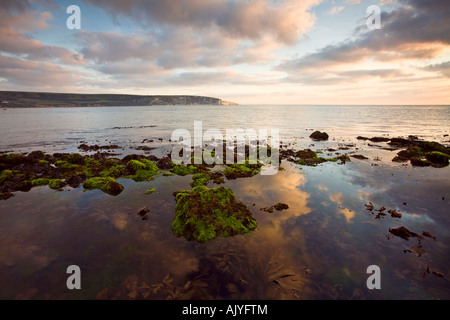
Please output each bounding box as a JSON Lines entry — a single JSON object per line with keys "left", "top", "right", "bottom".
{"left": 0, "top": 159, "right": 449, "bottom": 300}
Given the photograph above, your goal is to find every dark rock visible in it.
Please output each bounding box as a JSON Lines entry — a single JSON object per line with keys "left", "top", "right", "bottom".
{"left": 16, "top": 181, "right": 33, "bottom": 192}
{"left": 369, "top": 137, "right": 390, "bottom": 142}
{"left": 27, "top": 151, "right": 46, "bottom": 161}
{"left": 388, "top": 138, "right": 412, "bottom": 147}
{"left": 356, "top": 136, "right": 369, "bottom": 141}
{"left": 67, "top": 153, "right": 85, "bottom": 165}
{"left": 410, "top": 158, "right": 431, "bottom": 167}
{"left": 122, "top": 154, "right": 145, "bottom": 163}
{"left": 66, "top": 175, "right": 85, "bottom": 188}
{"left": 0, "top": 192, "right": 15, "bottom": 200}
{"left": 425, "top": 152, "right": 450, "bottom": 166}
{"left": 136, "top": 146, "right": 155, "bottom": 151}
{"left": 309, "top": 131, "right": 329, "bottom": 141}
{"left": 351, "top": 154, "right": 369, "bottom": 160}
{"left": 156, "top": 156, "right": 173, "bottom": 170}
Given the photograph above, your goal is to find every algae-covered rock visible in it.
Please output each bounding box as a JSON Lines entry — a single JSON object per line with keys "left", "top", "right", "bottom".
{"left": 145, "top": 188, "right": 156, "bottom": 195}
{"left": 0, "top": 192, "right": 15, "bottom": 200}
{"left": 190, "top": 173, "right": 211, "bottom": 187}
{"left": 410, "top": 158, "right": 431, "bottom": 167}
{"left": 170, "top": 165, "right": 198, "bottom": 176}
{"left": 425, "top": 151, "right": 450, "bottom": 167}
{"left": 0, "top": 170, "right": 14, "bottom": 185}
{"left": 126, "top": 159, "right": 159, "bottom": 182}
{"left": 172, "top": 186, "right": 257, "bottom": 243}
{"left": 83, "top": 177, "right": 124, "bottom": 196}
{"left": 223, "top": 162, "right": 262, "bottom": 180}
{"left": 309, "top": 131, "right": 329, "bottom": 141}
{"left": 31, "top": 178, "right": 50, "bottom": 187}
{"left": 27, "top": 151, "right": 46, "bottom": 161}
{"left": 48, "top": 179, "right": 67, "bottom": 190}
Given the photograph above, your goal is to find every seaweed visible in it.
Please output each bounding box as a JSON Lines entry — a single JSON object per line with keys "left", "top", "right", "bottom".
{"left": 83, "top": 177, "right": 124, "bottom": 196}
{"left": 48, "top": 179, "right": 66, "bottom": 190}
{"left": 172, "top": 186, "right": 257, "bottom": 243}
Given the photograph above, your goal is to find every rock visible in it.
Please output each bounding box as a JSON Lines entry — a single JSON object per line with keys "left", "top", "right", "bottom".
{"left": 356, "top": 136, "right": 369, "bottom": 141}
{"left": 27, "top": 151, "right": 46, "bottom": 161}
{"left": 0, "top": 192, "right": 15, "bottom": 200}
{"left": 369, "top": 137, "right": 390, "bottom": 142}
{"left": 82, "top": 177, "right": 124, "bottom": 196}
{"left": 410, "top": 158, "right": 431, "bottom": 167}
{"left": 48, "top": 179, "right": 66, "bottom": 190}
{"left": 425, "top": 151, "right": 450, "bottom": 167}
{"left": 351, "top": 154, "right": 368, "bottom": 160}
{"left": 388, "top": 138, "right": 414, "bottom": 147}
{"left": 172, "top": 186, "right": 257, "bottom": 243}
{"left": 309, "top": 131, "right": 329, "bottom": 141}
{"left": 66, "top": 175, "right": 85, "bottom": 188}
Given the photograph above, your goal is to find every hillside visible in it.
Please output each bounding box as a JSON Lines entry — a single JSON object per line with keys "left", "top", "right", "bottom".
{"left": 0, "top": 91, "right": 237, "bottom": 108}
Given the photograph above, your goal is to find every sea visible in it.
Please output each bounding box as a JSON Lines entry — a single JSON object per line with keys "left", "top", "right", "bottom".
{"left": 0, "top": 105, "right": 449, "bottom": 300}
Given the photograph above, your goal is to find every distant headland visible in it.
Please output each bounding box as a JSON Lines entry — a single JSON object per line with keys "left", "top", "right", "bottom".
{"left": 0, "top": 91, "right": 238, "bottom": 108}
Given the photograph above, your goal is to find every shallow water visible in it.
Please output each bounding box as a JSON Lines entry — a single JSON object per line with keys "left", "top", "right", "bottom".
{"left": 0, "top": 105, "right": 449, "bottom": 300}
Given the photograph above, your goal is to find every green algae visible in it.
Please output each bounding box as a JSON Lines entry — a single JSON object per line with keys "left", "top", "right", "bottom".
{"left": 392, "top": 145, "right": 449, "bottom": 167}
{"left": 67, "top": 153, "right": 85, "bottom": 165}
{"left": 170, "top": 165, "right": 198, "bottom": 176}
{"left": 145, "top": 188, "right": 156, "bottom": 195}
{"left": 100, "top": 165, "right": 125, "bottom": 178}
{"left": 126, "top": 159, "right": 159, "bottom": 182}
{"left": 83, "top": 177, "right": 124, "bottom": 196}
{"left": 48, "top": 179, "right": 66, "bottom": 190}
{"left": 425, "top": 151, "right": 450, "bottom": 167}
{"left": 31, "top": 178, "right": 50, "bottom": 187}
{"left": 55, "top": 160, "right": 80, "bottom": 170}
{"left": 172, "top": 186, "right": 257, "bottom": 243}
{"left": 0, "top": 170, "right": 14, "bottom": 185}
{"left": 223, "top": 162, "right": 262, "bottom": 180}
{"left": 190, "top": 173, "right": 211, "bottom": 187}
{"left": 0, "top": 154, "right": 28, "bottom": 165}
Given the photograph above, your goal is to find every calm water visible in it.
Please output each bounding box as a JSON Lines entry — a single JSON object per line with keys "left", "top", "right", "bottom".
{"left": 0, "top": 105, "right": 449, "bottom": 300}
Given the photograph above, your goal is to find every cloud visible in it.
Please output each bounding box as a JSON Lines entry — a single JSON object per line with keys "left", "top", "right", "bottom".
{"left": 0, "top": 54, "right": 86, "bottom": 89}
{"left": 329, "top": 6, "right": 345, "bottom": 15}
{"left": 0, "top": 3, "right": 84, "bottom": 66}
{"left": 279, "top": 0, "right": 450, "bottom": 72}
{"left": 425, "top": 61, "right": 450, "bottom": 77}
{"left": 82, "top": 0, "right": 321, "bottom": 45}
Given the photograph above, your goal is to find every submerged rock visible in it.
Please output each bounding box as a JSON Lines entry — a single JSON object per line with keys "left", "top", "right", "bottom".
{"left": 172, "top": 186, "right": 257, "bottom": 243}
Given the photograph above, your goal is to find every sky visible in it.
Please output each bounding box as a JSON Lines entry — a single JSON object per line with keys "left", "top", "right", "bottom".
{"left": 0, "top": 0, "right": 449, "bottom": 105}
